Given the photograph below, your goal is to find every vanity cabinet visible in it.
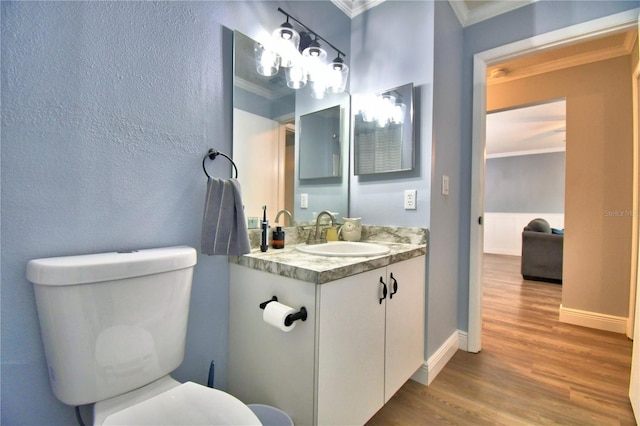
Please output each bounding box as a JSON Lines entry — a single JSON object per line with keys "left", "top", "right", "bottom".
{"left": 228, "top": 255, "right": 425, "bottom": 426}
{"left": 317, "top": 256, "right": 425, "bottom": 425}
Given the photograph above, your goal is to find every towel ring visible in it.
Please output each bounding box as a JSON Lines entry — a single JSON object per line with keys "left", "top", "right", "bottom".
{"left": 202, "top": 149, "right": 238, "bottom": 179}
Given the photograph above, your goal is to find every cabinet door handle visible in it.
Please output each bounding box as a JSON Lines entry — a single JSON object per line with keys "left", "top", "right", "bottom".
{"left": 389, "top": 273, "right": 398, "bottom": 299}
{"left": 379, "top": 277, "right": 388, "bottom": 304}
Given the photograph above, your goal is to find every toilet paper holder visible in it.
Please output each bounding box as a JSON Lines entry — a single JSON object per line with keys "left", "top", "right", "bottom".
{"left": 259, "top": 296, "right": 308, "bottom": 326}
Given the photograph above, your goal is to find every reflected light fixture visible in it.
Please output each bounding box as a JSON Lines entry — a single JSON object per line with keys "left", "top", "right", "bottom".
{"left": 256, "top": 8, "right": 349, "bottom": 96}
{"left": 360, "top": 91, "right": 406, "bottom": 127}
{"left": 255, "top": 43, "right": 279, "bottom": 77}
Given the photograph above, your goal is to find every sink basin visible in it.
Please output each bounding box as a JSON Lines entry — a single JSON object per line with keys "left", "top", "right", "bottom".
{"left": 296, "top": 241, "right": 390, "bottom": 257}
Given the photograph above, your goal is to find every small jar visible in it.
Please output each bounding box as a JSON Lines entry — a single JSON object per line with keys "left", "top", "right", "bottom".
{"left": 272, "top": 226, "right": 285, "bottom": 249}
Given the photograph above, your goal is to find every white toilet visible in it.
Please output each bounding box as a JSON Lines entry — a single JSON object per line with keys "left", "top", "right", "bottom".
{"left": 27, "top": 246, "right": 261, "bottom": 425}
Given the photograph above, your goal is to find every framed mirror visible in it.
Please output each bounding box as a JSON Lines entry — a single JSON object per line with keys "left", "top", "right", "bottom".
{"left": 232, "top": 30, "right": 350, "bottom": 225}
{"left": 354, "top": 83, "right": 414, "bottom": 175}
{"left": 299, "top": 105, "right": 343, "bottom": 179}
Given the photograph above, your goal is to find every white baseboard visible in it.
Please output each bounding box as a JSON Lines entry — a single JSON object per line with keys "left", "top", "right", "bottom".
{"left": 410, "top": 361, "right": 429, "bottom": 385}
{"left": 485, "top": 248, "right": 520, "bottom": 256}
{"left": 457, "top": 330, "right": 468, "bottom": 351}
{"left": 412, "top": 330, "right": 464, "bottom": 386}
{"left": 559, "top": 304, "right": 627, "bottom": 334}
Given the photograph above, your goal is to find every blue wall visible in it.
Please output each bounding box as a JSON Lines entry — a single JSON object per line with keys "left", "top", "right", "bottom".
{"left": 0, "top": 2, "right": 349, "bottom": 424}
{"left": 457, "top": 0, "right": 640, "bottom": 333}
{"left": 350, "top": 0, "right": 461, "bottom": 361}
{"left": 428, "top": 0, "right": 464, "bottom": 357}
{"left": 349, "top": 1, "right": 434, "bottom": 227}
{"left": 485, "top": 152, "right": 566, "bottom": 213}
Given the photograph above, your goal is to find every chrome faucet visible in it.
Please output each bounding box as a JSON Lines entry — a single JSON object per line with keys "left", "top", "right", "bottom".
{"left": 307, "top": 210, "right": 336, "bottom": 245}
{"left": 275, "top": 209, "right": 293, "bottom": 226}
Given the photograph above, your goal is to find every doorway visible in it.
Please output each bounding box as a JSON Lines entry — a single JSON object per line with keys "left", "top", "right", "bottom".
{"left": 467, "top": 10, "right": 639, "bottom": 353}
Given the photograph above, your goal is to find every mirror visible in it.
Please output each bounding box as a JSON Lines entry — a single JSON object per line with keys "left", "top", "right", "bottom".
{"left": 354, "top": 83, "right": 414, "bottom": 175}
{"left": 299, "top": 105, "right": 343, "bottom": 179}
{"left": 233, "top": 30, "right": 350, "bottom": 225}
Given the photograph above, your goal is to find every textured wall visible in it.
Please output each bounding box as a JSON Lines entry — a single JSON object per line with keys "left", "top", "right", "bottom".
{"left": 1, "top": 2, "right": 350, "bottom": 424}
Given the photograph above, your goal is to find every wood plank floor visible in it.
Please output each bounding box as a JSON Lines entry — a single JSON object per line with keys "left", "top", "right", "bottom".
{"left": 367, "top": 254, "right": 636, "bottom": 425}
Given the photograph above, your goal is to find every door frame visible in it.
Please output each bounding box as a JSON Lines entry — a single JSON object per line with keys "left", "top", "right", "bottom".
{"left": 629, "top": 13, "right": 640, "bottom": 418}
{"left": 467, "top": 9, "right": 640, "bottom": 353}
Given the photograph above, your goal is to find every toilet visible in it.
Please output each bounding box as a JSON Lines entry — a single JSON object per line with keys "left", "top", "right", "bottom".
{"left": 27, "top": 246, "right": 261, "bottom": 425}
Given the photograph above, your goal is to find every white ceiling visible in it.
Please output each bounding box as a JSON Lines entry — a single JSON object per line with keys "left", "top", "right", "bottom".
{"left": 486, "top": 99, "right": 566, "bottom": 158}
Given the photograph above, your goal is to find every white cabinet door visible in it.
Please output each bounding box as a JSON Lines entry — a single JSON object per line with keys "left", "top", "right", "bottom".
{"left": 317, "top": 267, "right": 386, "bottom": 426}
{"left": 384, "top": 256, "right": 426, "bottom": 402}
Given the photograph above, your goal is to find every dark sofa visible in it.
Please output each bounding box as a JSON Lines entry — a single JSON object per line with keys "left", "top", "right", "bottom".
{"left": 521, "top": 218, "right": 563, "bottom": 284}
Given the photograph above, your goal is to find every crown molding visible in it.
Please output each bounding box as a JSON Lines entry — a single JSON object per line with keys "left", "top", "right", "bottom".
{"left": 448, "top": 0, "right": 470, "bottom": 27}
{"left": 331, "top": 0, "right": 386, "bottom": 18}
{"left": 486, "top": 146, "right": 566, "bottom": 159}
{"left": 449, "top": 0, "right": 538, "bottom": 28}
{"left": 623, "top": 27, "right": 637, "bottom": 51}
{"left": 488, "top": 35, "right": 636, "bottom": 86}
{"left": 234, "top": 77, "right": 288, "bottom": 101}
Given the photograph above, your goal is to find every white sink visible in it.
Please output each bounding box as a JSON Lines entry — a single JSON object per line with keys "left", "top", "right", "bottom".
{"left": 296, "top": 241, "right": 390, "bottom": 257}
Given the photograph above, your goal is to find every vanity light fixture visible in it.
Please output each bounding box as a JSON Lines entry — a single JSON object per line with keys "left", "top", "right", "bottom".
{"left": 273, "top": 18, "right": 299, "bottom": 48}
{"left": 272, "top": 17, "right": 299, "bottom": 68}
{"left": 256, "top": 8, "right": 349, "bottom": 96}
{"left": 302, "top": 36, "right": 327, "bottom": 62}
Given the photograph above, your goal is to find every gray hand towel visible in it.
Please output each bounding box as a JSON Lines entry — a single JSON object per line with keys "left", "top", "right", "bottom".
{"left": 201, "top": 177, "right": 251, "bottom": 255}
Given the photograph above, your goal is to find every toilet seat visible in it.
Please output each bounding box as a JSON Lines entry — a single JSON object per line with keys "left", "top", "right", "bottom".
{"left": 102, "top": 382, "right": 261, "bottom": 425}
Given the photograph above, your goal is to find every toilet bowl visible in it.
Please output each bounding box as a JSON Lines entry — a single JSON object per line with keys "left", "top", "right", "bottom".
{"left": 89, "top": 375, "right": 260, "bottom": 425}
{"left": 27, "top": 247, "right": 262, "bottom": 425}
{"left": 95, "top": 376, "right": 260, "bottom": 425}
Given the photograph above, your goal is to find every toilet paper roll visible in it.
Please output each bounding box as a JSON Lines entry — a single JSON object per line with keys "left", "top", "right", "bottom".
{"left": 263, "top": 301, "right": 297, "bottom": 332}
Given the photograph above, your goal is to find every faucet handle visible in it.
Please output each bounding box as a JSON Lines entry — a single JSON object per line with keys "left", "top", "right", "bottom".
{"left": 306, "top": 228, "right": 325, "bottom": 245}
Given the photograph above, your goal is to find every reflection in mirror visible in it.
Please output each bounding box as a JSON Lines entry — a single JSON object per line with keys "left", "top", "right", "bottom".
{"left": 299, "top": 105, "right": 342, "bottom": 179}
{"left": 354, "top": 83, "right": 414, "bottom": 175}
{"left": 232, "top": 30, "right": 350, "bottom": 226}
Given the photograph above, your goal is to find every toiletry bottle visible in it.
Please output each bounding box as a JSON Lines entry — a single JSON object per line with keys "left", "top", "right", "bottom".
{"left": 326, "top": 226, "right": 338, "bottom": 242}
{"left": 272, "top": 226, "right": 285, "bottom": 249}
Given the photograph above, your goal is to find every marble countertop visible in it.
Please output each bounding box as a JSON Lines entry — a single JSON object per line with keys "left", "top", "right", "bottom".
{"left": 229, "top": 226, "right": 428, "bottom": 284}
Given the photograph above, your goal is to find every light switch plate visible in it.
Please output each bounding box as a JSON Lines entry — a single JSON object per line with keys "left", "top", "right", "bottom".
{"left": 442, "top": 175, "right": 450, "bottom": 196}
{"left": 301, "top": 193, "right": 308, "bottom": 209}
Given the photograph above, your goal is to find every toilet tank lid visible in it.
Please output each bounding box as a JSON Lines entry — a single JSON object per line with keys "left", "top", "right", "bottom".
{"left": 27, "top": 246, "right": 197, "bottom": 286}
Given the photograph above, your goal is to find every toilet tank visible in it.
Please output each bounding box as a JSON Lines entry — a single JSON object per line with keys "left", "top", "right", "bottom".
{"left": 27, "top": 246, "right": 197, "bottom": 406}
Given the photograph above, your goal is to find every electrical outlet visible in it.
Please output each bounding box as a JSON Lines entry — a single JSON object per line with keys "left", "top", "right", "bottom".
{"left": 404, "top": 189, "right": 417, "bottom": 210}
{"left": 301, "top": 193, "right": 308, "bottom": 209}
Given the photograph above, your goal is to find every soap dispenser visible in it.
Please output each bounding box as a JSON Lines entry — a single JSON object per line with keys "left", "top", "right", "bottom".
{"left": 272, "top": 226, "right": 285, "bottom": 249}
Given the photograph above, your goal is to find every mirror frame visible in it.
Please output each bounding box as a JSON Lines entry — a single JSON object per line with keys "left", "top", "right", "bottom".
{"left": 299, "top": 104, "right": 343, "bottom": 180}
{"left": 354, "top": 82, "right": 415, "bottom": 175}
